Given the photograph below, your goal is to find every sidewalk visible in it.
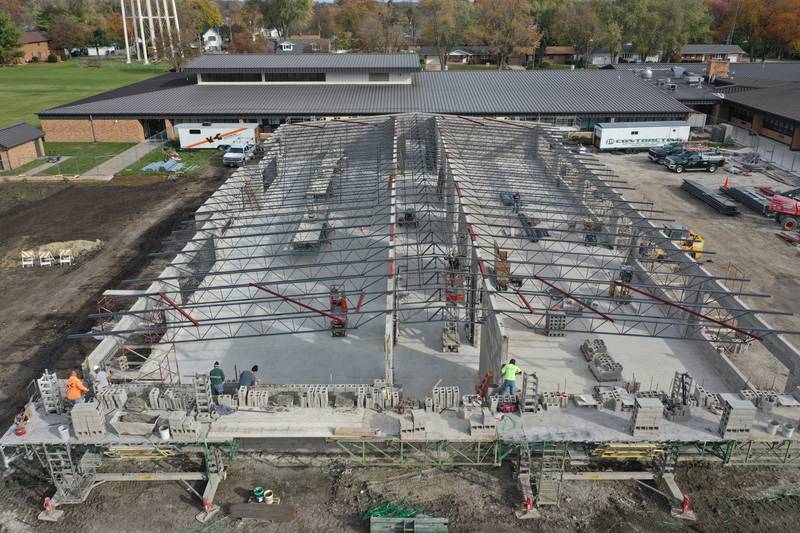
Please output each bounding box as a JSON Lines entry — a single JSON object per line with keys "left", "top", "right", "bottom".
{"left": 81, "top": 139, "right": 164, "bottom": 180}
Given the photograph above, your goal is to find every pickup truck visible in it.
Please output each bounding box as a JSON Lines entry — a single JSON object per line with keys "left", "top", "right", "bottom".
{"left": 665, "top": 151, "right": 725, "bottom": 173}
{"left": 647, "top": 143, "right": 685, "bottom": 163}
{"left": 222, "top": 142, "right": 256, "bottom": 167}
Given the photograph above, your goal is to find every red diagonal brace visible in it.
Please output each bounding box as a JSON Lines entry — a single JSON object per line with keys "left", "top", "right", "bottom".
{"left": 614, "top": 281, "right": 762, "bottom": 340}
{"left": 516, "top": 291, "right": 534, "bottom": 314}
{"left": 356, "top": 291, "right": 367, "bottom": 312}
{"left": 250, "top": 283, "right": 344, "bottom": 325}
{"left": 158, "top": 292, "right": 200, "bottom": 327}
{"left": 533, "top": 275, "right": 615, "bottom": 323}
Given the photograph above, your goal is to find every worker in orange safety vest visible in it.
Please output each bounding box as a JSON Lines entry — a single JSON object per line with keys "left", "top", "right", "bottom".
{"left": 65, "top": 370, "right": 89, "bottom": 405}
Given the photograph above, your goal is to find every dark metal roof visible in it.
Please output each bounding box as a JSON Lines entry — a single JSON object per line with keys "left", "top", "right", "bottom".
{"left": 183, "top": 53, "right": 421, "bottom": 73}
{"left": 724, "top": 82, "right": 800, "bottom": 122}
{"left": 0, "top": 123, "right": 43, "bottom": 149}
{"left": 681, "top": 44, "right": 745, "bottom": 55}
{"left": 728, "top": 62, "right": 800, "bottom": 82}
{"left": 39, "top": 70, "right": 691, "bottom": 118}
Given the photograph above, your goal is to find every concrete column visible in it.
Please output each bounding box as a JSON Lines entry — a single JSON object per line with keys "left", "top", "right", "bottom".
{"left": 145, "top": 0, "right": 158, "bottom": 61}
{"left": 120, "top": 0, "right": 131, "bottom": 63}
{"left": 135, "top": 0, "right": 149, "bottom": 64}
{"left": 791, "top": 125, "right": 800, "bottom": 151}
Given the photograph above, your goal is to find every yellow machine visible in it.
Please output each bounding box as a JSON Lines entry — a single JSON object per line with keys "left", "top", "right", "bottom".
{"left": 641, "top": 224, "right": 704, "bottom": 261}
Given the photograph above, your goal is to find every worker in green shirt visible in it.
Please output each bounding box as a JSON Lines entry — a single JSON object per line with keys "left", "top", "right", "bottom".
{"left": 209, "top": 362, "right": 224, "bottom": 395}
{"left": 498, "top": 358, "right": 522, "bottom": 396}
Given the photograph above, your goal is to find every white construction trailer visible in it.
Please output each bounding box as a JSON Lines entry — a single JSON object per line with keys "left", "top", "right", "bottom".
{"left": 175, "top": 123, "right": 258, "bottom": 150}
{"left": 593, "top": 121, "right": 691, "bottom": 151}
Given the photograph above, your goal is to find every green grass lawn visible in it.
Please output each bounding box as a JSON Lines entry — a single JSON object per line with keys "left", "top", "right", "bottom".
{"left": 0, "top": 59, "right": 167, "bottom": 129}
{"left": 42, "top": 141, "right": 136, "bottom": 175}
{"left": 116, "top": 144, "right": 222, "bottom": 177}
{"left": 0, "top": 157, "right": 46, "bottom": 176}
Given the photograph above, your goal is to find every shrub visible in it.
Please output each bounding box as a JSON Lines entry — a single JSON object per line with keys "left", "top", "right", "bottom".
{"left": 30, "top": 56, "right": 39, "bottom": 63}
{"left": 47, "top": 54, "right": 58, "bottom": 63}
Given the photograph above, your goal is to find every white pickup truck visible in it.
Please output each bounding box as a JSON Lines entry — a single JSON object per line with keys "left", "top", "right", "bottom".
{"left": 222, "top": 142, "right": 257, "bottom": 167}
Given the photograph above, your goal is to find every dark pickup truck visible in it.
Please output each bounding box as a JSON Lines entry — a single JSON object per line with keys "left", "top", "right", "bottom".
{"left": 648, "top": 143, "right": 685, "bottom": 163}
{"left": 665, "top": 151, "right": 725, "bottom": 173}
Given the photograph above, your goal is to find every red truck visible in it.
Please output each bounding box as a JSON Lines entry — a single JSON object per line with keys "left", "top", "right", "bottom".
{"left": 769, "top": 188, "right": 800, "bottom": 231}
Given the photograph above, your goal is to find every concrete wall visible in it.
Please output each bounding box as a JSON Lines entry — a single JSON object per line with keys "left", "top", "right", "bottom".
{"left": 0, "top": 139, "right": 42, "bottom": 170}
{"left": 478, "top": 289, "right": 508, "bottom": 383}
{"left": 41, "top": 118, "right": 145, "bottom": 142}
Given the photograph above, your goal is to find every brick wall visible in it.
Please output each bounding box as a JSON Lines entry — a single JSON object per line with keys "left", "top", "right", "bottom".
{"left": 42, "top": 118, "right": 146, "bottom": 142}
{"left": 19, "top": 42, "right": 51, "bottom": 63}
{"left": 0, "top": 140, "right": 41, "bottom": 170}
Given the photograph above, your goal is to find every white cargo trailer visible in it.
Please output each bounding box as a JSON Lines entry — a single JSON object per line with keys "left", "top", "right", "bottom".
{"left": 593, "top": 121, "right": 690, "bottom": 151}
{"left": 175, "top": 123, "right": 258, "bottom": 150}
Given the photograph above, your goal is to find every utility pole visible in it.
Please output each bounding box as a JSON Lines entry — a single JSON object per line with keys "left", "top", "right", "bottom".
{"left": 726, "top": 0, "right": 742, "bottom": 46}
{"left": 120, "top": 0, "right": 131, "bottom": 63}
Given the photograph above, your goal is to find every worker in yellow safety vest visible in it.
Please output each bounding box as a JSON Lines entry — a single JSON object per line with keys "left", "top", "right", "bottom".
{"left": 65, "top": 370, "right": 89, "bottom": 405}
{"left": 498, "top": 359, "right": 522, "bottom": 397}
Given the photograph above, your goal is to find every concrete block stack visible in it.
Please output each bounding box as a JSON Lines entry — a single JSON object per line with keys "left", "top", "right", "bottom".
{"left": 520, "top": 373, "right": 539, "bottom": 413}
{"left": 431, "top": 386, "right": 460, "bottom": 411}
{"left": 302, "top": 386, "right": 328, "bottom": 408}
{"left": 97, "top": 386, "right": 128, "bottom": 411}
{"left": 718, "top": 394, "right": 756, "bottom": 439}
{"left": 694, "top": 385, "right": 722, "bottom": 412}
{"left": 545, "top": 311, "right": 566, "bottom": 337}
{"left": 400, "top": 409, "right": 427, "bottom": 440}
{"left": 148, "top": 387, "right": 188, "bottom": 411}
{"left": 589, "top": 354, "right": 623, "bottom": 382}
{"left": 217, "top": 395, "right": 235, "bottom": 409}
{"left": 71, "top": 401, "right": 107, "bottom": 442}
{"left": 167, "top": 411, "right": 200, "bottom": 439}
{"left": 243, "top": 389, "right": 269, "bottom": 409}
{"left": 356, "top": 383, "right": 398, "bottom": 410}
{"left": 580, "top": 338, "right": 607, "bottom": 362}
{"left": 469, "top": 408, "right": 497, "bottom": 438}
{"left": 489, "top": 393, "right": 515, "bottom": 413}
{"left": 193, "top": 374, "right": 213, "bottom": 421}
{"left": 629, "top": 397, "right": 663, "bottom": 437}
{"left": 540, "top": 391, "right": 567, "bottom": 410}
{"left": 424, "top": 397, "right": 433, "bottom": 411}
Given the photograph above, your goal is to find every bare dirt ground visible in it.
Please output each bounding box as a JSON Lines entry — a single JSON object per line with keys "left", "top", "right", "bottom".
{"left": 3, "top": 452, "right": 800, "bottom": 533}
{"left": 0, "top": 172, "right": 225, "bottom": 427}
{"left": 595, "top": 153, "right": 800, "bottom": 390}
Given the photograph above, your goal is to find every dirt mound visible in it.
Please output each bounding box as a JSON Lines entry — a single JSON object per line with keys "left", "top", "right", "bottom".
{"left": 1, "top": 239, "right": 103, "bottom": 269}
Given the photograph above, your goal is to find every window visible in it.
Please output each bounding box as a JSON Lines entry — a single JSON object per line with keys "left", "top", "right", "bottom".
{"left": 207, "top": 36, "right": 217, "bottom": 42}
{"left": 730, "top": 105, "right": 754, "bottom": 123}
{"left": 631, "top": 131, "right": 638, "bottom": 135}
{"left": 763, "top": 114, "right": 794, "bottom": 136}
{"left": 201, "top": 73, "right": 262, "bottom": 83}
{"left": 280, "top": 42, "right": 293, "bottom": 51}
{"left": 263, "top": 73, "right": 326, "bottom": 82}
{"left": 189, "top": 129, "right": 201, "bottom": 134}
{"left": 368, "top": 73, "right": 390, "bottom": 82}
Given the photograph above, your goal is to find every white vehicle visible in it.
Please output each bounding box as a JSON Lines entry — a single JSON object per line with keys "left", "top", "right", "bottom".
{"left": 223, "top": 142, "right": 257, "bottom": 167}
{"left": 593, "top": 121, "right": 690, "bottom": 151}
{"left": 175, "top": 122, "right": 257, "bottom": 150}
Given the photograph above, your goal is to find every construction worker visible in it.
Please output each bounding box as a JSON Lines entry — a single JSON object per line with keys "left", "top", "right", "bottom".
{"left": 92, "top": 365, "right": 110, "bottom": 393}
{"left": 238, "top": 365, "right": 258, "bottom": 390}
{"left": 209, "top": 362, "right": 225, "bottom": 395}
{"left": 65, "top": 370, "right": 89, "bottom": 405}
{"left": 498, "top": 359, "right": 522, "bottom": 396}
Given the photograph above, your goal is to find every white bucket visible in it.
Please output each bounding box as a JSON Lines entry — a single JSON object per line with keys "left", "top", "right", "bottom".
{"left": 767, "top": 420, "right": 781, "bottom": 435}
{"left": 264, "top": 489, "right": 274, "bottom": 504}
{"left": 158, "top": 424, "right": 171, "bottom": 440}
{"left": 783, "top": 423, "right": 796, "bottom": 438}
{"left": 57, "top": 425, "right": 69, "bottom": 440}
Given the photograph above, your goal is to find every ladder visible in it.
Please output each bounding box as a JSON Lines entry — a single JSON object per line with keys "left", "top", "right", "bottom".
{"left": 535, "top": 443, "right": 566, "bottom": 506}
{"left": 43, "top": 444, "right": 90, "bottom": 503}
{"left": 37, "top": 370, "right": 63, "bottom": 415}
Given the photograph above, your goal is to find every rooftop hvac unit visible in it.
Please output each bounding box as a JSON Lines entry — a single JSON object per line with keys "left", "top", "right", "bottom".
{"left": 666, "top": 83, "right": 677, "bottom": 91}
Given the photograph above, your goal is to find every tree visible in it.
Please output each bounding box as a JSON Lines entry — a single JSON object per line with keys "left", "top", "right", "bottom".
{"left": 420, "top": 0, "right": 469, "bottom": 69}
{"left": 353, "top": 0, "right": 405, "bottom": 52}
{"left": 0, "top": 12, "right": 22, "bottom": 64}
{"left": 36, "top": 3, "right": 68, "bottom": 32}
{"left": 475, "top": 0, "right": 541, "bottom": 68}
{"left": 47, "top": 16, "right": 89, "bottom": 54}
{"left": 248, "top": 0, "right": 313, "bottom": 39}
{"left": 0, "top": 0, "right": 24, "bottom": 26}
{"left": 334, "top": 0, "right": 378, "bottom": 49}
{"left": 551, "top": 0, "right": 601, "bottom": 64}
{"left": 88, "top": 27, "right": 113, "bottom": 56}
{"left": 183, "top": 0, "right": 225, "bottom": 30}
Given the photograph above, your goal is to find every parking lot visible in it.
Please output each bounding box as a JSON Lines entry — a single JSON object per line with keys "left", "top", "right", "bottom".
{"left": 595, "top": 152, "right": 800, "bottom": 390}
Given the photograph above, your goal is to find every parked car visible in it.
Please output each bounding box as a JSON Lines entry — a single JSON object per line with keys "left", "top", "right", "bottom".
{"left": 647, "top": 142, "right": 685, "bottom": 163}
{"left": 665, "top": 151, "right": 725, "bottom": 173}
{"left": 222, "top": 142, "right": 256, "bottom": 167}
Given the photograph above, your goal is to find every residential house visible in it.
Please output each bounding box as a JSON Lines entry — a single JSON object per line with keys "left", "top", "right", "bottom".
{"left": 543, "top": 46, "right": 576, "bottom": 64}
{"left": 0, "top": 123, "right": 45, "bottom": 172}
{"left": 18, "top": 31, "right": 52, "bottom": 63}
{"left": 419, "top": 46, "right": 493, "bottom": 69}
{"left": 203, "top": 29, "right": 223, "bottom": 52}
{"left": 677, "top": 44, "right": 745, "bottom": 63}
{"left": 274, "top": 36, "right": 331, "bottom": 55}
{"left": 584, "top": 44, "right": 660, "bottom": 66}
